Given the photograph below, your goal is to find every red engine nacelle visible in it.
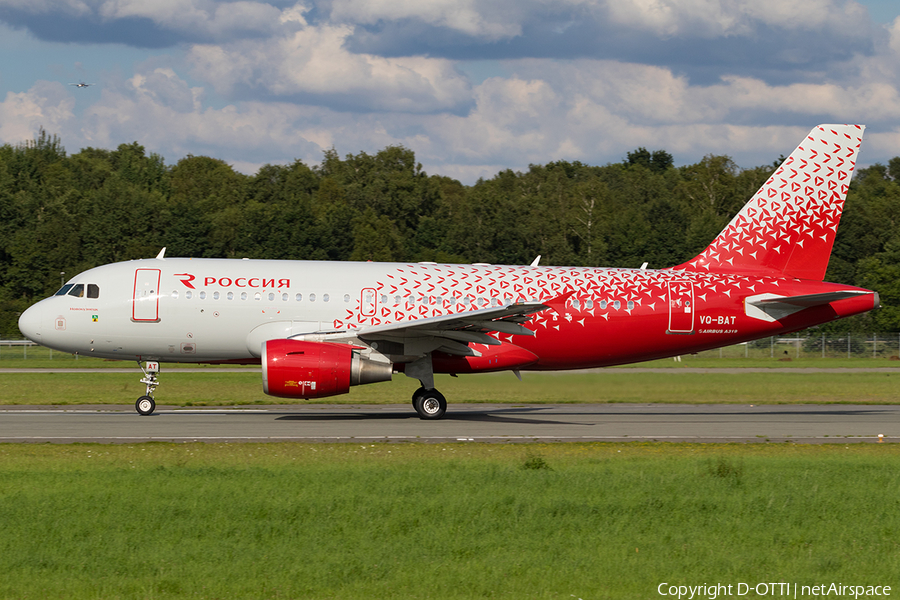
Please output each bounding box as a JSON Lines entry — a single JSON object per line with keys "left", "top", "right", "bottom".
{"left": 262, "top": 339, "right": 392, "bottom": 399}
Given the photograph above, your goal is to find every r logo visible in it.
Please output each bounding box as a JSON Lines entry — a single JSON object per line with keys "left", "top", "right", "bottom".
{"left": 174, "top": 273, "right": 196, "bottom": 289}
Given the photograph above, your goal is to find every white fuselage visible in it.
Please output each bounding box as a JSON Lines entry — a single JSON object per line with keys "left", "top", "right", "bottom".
{"left": 21, "top": 258, "right": 419, "bottom": 362}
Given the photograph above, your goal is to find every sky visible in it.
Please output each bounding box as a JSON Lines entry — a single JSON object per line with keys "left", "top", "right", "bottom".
{"left": 1, "top": 0, "right": 900, "bottom": 183}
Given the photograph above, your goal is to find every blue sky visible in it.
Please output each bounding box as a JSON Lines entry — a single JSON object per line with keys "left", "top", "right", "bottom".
{"left": 1, "top": 0, "right": 899, "bottom": 183}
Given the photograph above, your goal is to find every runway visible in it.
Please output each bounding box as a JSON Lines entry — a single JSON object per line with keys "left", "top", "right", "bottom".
{"left": 0, "top": 403, "right": 895, "bottom": 443}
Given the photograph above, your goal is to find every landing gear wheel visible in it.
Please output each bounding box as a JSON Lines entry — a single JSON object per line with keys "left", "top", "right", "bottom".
{"left": 136, "top": 395, "right": 156, "bottom": 416}
{"left": 414, "top": 390, "right": 446, "bottom": 420}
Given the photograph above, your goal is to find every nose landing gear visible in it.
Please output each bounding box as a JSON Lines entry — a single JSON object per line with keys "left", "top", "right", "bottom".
{"left": 136, "top": 361, "right": 160, "bottom": 415}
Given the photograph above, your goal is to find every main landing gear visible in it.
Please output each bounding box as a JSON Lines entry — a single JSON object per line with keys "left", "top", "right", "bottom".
{"left": 405, "top": 355, "right": 448, "bottom": 420}
{"left": 412, "top": 387, "right": 447, "bottom": 420}
{"left": 136, "top": 361, "right": 160, "bottom": 416}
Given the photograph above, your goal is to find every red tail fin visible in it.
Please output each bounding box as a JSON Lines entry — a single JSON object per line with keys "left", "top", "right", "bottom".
{"left": 674, "top": 124, "right": 865, "bottom": 281}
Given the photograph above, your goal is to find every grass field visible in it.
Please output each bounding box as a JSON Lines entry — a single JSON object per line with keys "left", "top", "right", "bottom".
{"left": 0, "top": 442, "right": 897, "bottom": 599}
{"left": 1, "top": 369, "right": 899, "bottom": 406}
{"left": 4, "top": 340, "right": 900, "bottom": 369}
{"left": 2, "top": 349, "right": 898, "bottom": 598}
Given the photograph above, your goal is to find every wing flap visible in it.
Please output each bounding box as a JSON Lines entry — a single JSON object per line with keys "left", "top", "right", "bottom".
{"left": 355, "top": 298, "right": 556, "bottom": 358}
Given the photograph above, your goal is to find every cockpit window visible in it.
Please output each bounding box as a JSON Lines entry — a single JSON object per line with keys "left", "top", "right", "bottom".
{"left": 55, "top": 284, "right": 74, "bottom": 296}
{"left": 87, "top": 284, "right": 100, "bottom": 299}
{"left": 67, "top": 284, "right": 85, "bottom": 298}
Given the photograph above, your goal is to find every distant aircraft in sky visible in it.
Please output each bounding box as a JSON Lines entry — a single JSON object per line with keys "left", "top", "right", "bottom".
{"left": 68, "top": 82, "right": 94, "bottom": 88}
{"left": 18, "top": 125, "right": 878, "bottom": 419}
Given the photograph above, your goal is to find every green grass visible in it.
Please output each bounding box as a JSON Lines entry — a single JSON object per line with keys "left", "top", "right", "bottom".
{"left": 2, "top": 370, "right": 900, "bottom": 406}
{"left": 0, "top": 443, "right": 898, "bottom": 599}
{"left": 3, "top": 342, "right": 900, "bottom": 369}
{"left": 0, "top": 346, "right": 257, "bottom": 369}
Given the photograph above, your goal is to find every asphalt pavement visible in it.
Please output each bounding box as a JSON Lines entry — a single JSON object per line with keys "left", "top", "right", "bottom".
{"left": 0, "top": 403, "right": 895, "bottom": 443}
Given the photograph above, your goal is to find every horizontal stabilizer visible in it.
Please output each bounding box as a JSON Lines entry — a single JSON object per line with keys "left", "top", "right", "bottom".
{"left": 746, "top": 290, "right": 876, "bottom": 322}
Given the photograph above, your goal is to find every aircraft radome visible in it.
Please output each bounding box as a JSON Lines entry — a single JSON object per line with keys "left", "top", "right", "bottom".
{"left": 18, "top": 125, "right": 879, "bottom": 419}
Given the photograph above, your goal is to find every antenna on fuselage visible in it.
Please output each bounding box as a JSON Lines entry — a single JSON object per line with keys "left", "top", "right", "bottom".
{"left": 155, "top": 247, "right": 166, "bottom": 260}
{"left": 640, "top": 262, "right": 648, "bottom": 270}
{"left": 530, "top": 255, "right": 541, "bottom": 267}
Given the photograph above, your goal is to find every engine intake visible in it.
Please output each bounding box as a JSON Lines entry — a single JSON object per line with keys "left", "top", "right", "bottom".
{"left": 262, "top": 339, "right": 392, "bottom": 398}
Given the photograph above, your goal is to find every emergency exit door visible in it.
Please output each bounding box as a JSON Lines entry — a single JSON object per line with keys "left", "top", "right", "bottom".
{"left": 667, "top": 281, "right": 694, "bottom": 334}
{"left": 133, "top": 269, "right": 161, "bottom": 322}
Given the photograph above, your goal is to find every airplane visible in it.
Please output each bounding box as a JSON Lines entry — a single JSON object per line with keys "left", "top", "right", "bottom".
{"left": 68, "top": 82, "right": 95, "bottom": 88}
{"left": 17, "top": 124, "right": 879, "bottom": 419}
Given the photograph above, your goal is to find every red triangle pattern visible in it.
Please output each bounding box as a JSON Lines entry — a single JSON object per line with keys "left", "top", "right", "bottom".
{"left": 682, "top": 125, "right": 864, "bottom": 280}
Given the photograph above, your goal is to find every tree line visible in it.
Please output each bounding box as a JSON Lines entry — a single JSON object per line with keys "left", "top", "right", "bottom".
{"left": 2, "top": 130, "right": 899, "bottom": 336}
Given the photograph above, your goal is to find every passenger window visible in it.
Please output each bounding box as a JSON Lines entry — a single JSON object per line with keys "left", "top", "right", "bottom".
{"left": 241, "top": 292, "right": 248, "bottom": 301}
{"left": 282, "top": 293, "right": 288, "bottom": 301}
{"left": 268, "top": 293, "right": 275, "bottom": 301}
{"left": 68, "top": 284, "right": 85, "bottom": 298}
{"left": 87, "top": 284, "right": 100, "bottom": 299}
{"left": 56, "top": 284, "right": 74, "bottom": 296}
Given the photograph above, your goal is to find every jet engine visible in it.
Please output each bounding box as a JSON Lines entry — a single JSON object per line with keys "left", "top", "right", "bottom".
{"left": 262, "top": 339, "right": 393, "bottom": 398}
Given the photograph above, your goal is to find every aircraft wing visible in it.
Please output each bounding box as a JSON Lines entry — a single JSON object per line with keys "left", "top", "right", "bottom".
{"left": 354, "top": 300, "right": 552, "bottom": 357}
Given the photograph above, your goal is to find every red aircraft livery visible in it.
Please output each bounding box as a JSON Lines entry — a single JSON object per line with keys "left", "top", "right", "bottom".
{"left": 18, "top": 125, "right": 879, "bottom": 418}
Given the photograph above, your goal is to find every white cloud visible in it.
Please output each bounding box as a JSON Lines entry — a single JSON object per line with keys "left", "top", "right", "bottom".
{"left": 0, "top": 0, "right": 92, "bottom": 16}
{"left": 0, "top": 82, "right": 75, "bottom": 144}
{"left": 98, "top": 0, "right": 285, "bottom": 37}
{"left": 6, "top": 52, "right": 888, "bottom": 184}
{"left": 329, "top": 0, "right": 522, "bottom": 39}
{"left": 0, "top": 0, "right": 293, "bottom": 39}
{"left": 603, "top": 0, "right": 870, "bottom": 38}
{"left": 1, "top": 1, "right": 898, "bottom": 185}
{"left": 187, "top": 22, "right": 472, "bottom": 112}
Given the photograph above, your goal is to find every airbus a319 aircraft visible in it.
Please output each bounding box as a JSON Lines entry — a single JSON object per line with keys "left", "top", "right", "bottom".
{"left": 18, "top": 125, "right": 879, "bottom": 419}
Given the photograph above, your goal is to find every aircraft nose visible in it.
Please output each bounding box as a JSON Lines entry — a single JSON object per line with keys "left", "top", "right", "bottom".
{"left": 18, "top": 303, "right": 42, "bottom": 342}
